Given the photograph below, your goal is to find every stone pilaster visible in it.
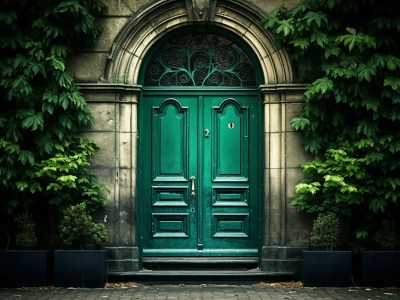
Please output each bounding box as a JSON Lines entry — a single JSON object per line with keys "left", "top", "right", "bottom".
{"left": 259, "top": 84, "right": 308, "bottom": 275}
{"left": 79, "top": 83, "right": 141, "bottom": 272}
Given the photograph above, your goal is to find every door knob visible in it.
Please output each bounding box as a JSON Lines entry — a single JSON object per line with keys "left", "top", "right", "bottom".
{"left": 204, "top": 129, "right": 210, "bottom": 137}
{"left": 190, "top": 176, "right": 196, "bottom": 198}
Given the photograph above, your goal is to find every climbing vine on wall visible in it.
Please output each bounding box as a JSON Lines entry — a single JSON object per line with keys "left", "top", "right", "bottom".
{"left": 0, "top": 0, "right": 108, "bottom": 216}
{"left": 264, "top": 0, "right": 400, "bottom": 249}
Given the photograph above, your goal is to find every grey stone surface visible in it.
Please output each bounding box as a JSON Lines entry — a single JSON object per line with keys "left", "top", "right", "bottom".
{"left": 0, "top": 283, "right": 398, "bottom": 300}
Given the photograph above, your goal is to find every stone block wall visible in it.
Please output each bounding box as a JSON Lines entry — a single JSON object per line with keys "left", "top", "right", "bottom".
{"left": 69, "top": 0, "right": 311, "bottom": 274}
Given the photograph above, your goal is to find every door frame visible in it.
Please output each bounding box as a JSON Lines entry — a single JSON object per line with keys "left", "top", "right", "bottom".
{"left": 137, "top": 87, "right": 264, "bottom": 265}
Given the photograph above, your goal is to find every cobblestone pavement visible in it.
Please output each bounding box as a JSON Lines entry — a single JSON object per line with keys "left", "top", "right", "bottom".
{"left": 0, "top": 282, "right": 399, "bottom": 300}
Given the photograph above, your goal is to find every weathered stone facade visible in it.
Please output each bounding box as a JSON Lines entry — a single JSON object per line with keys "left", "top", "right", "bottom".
{"left": 69, "top": 0, "right": 311, "bottom": 275}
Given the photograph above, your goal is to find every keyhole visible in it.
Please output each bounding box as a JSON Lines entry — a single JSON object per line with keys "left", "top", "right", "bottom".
{"left": 228, "top": 122, "right": 234, "bottom": 129}
{"left": 191, "top": 208, "right": 195, "bottom": 213}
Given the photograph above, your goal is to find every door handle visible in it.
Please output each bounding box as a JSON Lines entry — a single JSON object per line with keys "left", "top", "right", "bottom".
{"left": 204, "top": 129, "right": 209, "bottom": 137}
{"left": 190, "top": 176, "right": 196, "bottom": 198}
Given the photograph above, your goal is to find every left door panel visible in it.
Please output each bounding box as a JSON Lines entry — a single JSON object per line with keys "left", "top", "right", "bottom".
{"left": 142, "top": 96, "right": 198, "bottom": 256}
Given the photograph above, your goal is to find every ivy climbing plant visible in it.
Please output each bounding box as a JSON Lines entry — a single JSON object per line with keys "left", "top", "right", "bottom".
{"left": 0, "top": 0, "right": 108, "bottom": 219}
{"left": 264, "top": 0, "right": 400, "bottom": 249}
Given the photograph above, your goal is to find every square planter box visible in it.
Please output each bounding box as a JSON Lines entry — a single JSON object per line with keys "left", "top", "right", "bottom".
{"left": 0, "top": 250, "right": 49, "bottom": 287}
{"left": 54, "top": 250, "right": 107, "bottom": 288}
{"left": 302, "top": 250, "right": 352, "bottom": 287}
{"left": 361, "top": 251, "right": 400, "bottom": 287}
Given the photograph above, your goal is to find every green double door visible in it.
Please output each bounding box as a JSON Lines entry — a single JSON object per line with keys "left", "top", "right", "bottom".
{"left": 140, "top": 90, "right": 260, "bottom": 257}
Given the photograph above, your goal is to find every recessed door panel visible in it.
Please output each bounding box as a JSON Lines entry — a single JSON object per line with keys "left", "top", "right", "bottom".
{"left": 152, "top": 100, "right": 188, "bottom": 180}
{"left": 212, "top": 186, "right": 249, "bottom": 207}
{"left": 214, "top": 101, "right": 248, "bottom": 178}
{"left": 152, "top": 213, "right": 189, "bottom": 238}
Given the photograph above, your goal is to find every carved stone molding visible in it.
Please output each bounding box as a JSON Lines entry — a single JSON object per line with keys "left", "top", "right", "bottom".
{"left": 185, "top": 0, "right": 217, "bottom": 22}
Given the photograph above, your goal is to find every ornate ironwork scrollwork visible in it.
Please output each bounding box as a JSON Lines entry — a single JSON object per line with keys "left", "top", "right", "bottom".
{"left": 144, "top": 34, "right": 257, "bottom": 86}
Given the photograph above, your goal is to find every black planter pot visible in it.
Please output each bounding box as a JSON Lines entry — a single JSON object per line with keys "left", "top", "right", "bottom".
{"left": 54, "top": 250, "right": 107, "bottom": 288}
{"left": 0, "top": 250, "right": 49, "bottom": 287}
{"left": 302, "top": 250, "right": 352, "bottom": 287}
{"left": 361, "top": 251, "right": 400, "bottom": 287}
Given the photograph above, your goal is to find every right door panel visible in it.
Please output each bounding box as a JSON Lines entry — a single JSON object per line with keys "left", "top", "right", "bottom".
{"left": 202, "top": 95, "right": 259, "bottom": 255}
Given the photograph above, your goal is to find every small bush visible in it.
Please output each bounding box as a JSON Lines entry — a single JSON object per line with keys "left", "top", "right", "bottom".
{"left": 59, "top": 202, "right": 107, "bottom": 249}
{"left": 310, "top": 212, "right": 339, "bottom": 250}
{"left": 14, "top": 211, "right": 38, "bottom": 245}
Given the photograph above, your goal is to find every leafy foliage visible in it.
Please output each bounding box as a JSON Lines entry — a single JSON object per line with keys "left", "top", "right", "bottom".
{"left": 14, "top": 211, "right": 38, "bottom": 245}
{"left": 372, "top": 220, "right": 400, "bottom": 250}
{"left": 264, "top": 0, "right": 400, "bottom": 249}
{"left": 0, "top": 0, "right": 107, "bottom": 218}
{"left": 310, "top": 213, "right": 339, "bottom": 250}
{"left": 59, "top": 202, "right": 108, "bottom": 248}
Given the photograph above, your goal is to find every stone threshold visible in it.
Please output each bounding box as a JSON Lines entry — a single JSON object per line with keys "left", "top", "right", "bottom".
{"left": 108, "top": 270, "right": 295, "bottom": 281}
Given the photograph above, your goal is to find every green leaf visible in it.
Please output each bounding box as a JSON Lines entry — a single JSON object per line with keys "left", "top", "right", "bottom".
{"left": 42, "top": 102, "right": 54, "bottom": 115}
{"left": 356, "top": 121, "right": 377, "bottom": 137}
{"left": 21, "top": 111, "right": 44, "bottom": 131}
{"left": 59, "top": 92, "right": 70, "bottom": 109}
{"left": 387, "top": 178, "right": 400, "bottom": 190}
{"left": 357, "top": 64, "right": 376, "bottom": 82}
{"left": 356, "top": 230, "right": 368, "bottom": 239}
{"left": 58, "top": 73, "right": 73, "bottom": 88}
{"left": 291, "top": 117, "right": 310, "bottom": 130}
{"left": 276, "top": 19, "right": 294, "bottom": 36}
{"left": 304, "top": 139, "right": 323, "bottom": 153}
{"left": 50, "top": 45, "right": 68, "bottom": 58}
{"left": 324, "top": 47, "right": 340, "bottom": 59}
{"left": 60, "top": 115, "right": 73, "bottom": 129}
{"left": 18, "top": 150, "right": 35, "bottom": 166}
{"left": 47, "top": 183, "right": 62, "bottom": 191}
{"left": 305, "top": 77, "right": 333, "bottom": 99}
{"left": 304, "top": 11, "right": 327, "bottom": 27}
{"left": 323, "top": 175, "right": 344, "bottom": 183}
{"left": 43, "top": 91, "right": 59, "bottom": 103}
{"left": 311, "top": 31, "right": 329, "bottom": 47}
{"left": 355, "top": 139, "right": 374, "bottom": 149}
{"left": 0, "top": 116, "right": 7, "bottom": 128}
{"left": 0, "top": 11, "right": 17, "bottom": 25}
{"left": 46, "top": 55, "right": 65, "bottom": 71}
{"left": 57, "top": 175, "right": 77, "bottom": 182}
{"left": 364, "top": 152, "right": 384, "bottom": 164}
{"left": 384, "top": 77, "right": 400, "bottom": 90}
{"left": 290, "top": 39, "right": 309, "bottom": 50}
{"left": 386, "top": 55, "right": 400, "bottom": 71}
{"left": 369, "top": 198, "right": 387, "bottom": 213}
{"left": 55, "top": 1, "right": 85, "bottom": 13}
{"left": 336, "top": 27, "right": 358, "bottom": 51}
{"left": 295, "top": 182, "right": 321, "bottom": 195}
{"left": 370, "top": 54, "right": 386, "bottom": 68}
{"left": 16, "top": 181, "right": 29, "bottom": 192}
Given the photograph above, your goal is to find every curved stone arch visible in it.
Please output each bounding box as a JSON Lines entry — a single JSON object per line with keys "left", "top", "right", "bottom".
{"left": 105, "top": 0, "right": 294, "bottom": 85}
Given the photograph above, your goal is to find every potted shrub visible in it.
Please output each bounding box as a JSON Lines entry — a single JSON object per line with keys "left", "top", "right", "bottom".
{"left": 14, "top": 212, "right": 38, "bottom": 249}
{"left": 54, "top": 202, "right": 108, "bottom": 288}
{"left": 361, "top": 219, "right": 400, "bottom": 287}
{"left": 0, "top": 212, "right": 49, "bottom": 287}
{"left": 302, "top": 212, "right": 352, "bottom": 287}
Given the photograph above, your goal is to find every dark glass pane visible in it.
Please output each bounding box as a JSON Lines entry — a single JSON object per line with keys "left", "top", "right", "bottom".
{"left": 144, "top": 33, "right": 257, "bottom": 86}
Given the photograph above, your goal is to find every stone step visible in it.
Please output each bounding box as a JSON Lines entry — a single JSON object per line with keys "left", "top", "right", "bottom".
{"left": 142, "top": 256, "right": 259, "bottom": 270}
{"left": 108, "top": 270, "right": 295, "bottom": 282}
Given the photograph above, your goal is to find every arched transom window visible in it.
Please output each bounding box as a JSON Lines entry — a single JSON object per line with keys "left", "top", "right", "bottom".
{"left": 144, "top": 33, "right": 257, "bottom": 87}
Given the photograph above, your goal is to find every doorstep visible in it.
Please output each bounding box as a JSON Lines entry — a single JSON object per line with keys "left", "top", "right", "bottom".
{"left": 108, "top": 269, "right": 295, "bottom": 281}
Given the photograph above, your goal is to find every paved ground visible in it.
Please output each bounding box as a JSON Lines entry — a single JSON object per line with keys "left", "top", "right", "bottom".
{"left": 0, "top": 282, "right": 399, "bottom": 300}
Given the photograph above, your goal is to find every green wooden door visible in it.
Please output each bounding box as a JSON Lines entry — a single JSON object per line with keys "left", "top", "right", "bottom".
{"left": 141, "top": 91, "right": 260, "bottom": 257}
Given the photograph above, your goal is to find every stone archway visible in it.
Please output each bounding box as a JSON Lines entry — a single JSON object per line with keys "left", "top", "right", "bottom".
{"left": 82, "top": 0, "right": 308, "bottom": 274}
{"left": 104, "top": 0, "right": 293, "bottom": 85}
